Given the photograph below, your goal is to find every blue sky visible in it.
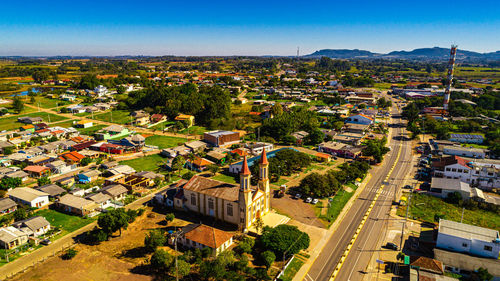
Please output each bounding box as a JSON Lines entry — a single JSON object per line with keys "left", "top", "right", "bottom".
{"left": 1, "top": 0, "right": 499, "bottom": 56}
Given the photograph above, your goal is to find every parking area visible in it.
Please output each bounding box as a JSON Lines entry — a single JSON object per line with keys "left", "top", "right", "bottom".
{"left": 271, "top": 193, "right": 325, "bottom": 228}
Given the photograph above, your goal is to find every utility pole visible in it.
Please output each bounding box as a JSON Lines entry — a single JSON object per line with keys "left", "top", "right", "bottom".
{"left": 460, "top": 207, "right": 465, "bottom": 223}
{"left": 400, "top": 191, "right": 412, "bottom": 250}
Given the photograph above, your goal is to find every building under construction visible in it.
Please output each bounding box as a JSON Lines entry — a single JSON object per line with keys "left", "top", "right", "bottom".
{"left": 443, "top": 45, "right": 458, "bottom": 111}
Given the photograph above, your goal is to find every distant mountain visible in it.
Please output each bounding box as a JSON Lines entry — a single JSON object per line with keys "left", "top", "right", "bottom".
{"left": 306, "top": 49, "right": 379, "bottom": 59}
{"left": 305, "top": 47, "right": 500, "bottom": 61}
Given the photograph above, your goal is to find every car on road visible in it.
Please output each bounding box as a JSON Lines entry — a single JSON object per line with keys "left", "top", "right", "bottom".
{"left": 41, "top": 239, "right": 52, "bottom": 245}
{"left": 333, "top": 156, "right": 338, "bottom": 160}
{"left": 295, "top": 193, "right": 302, "bottom": 199}
{"left": 312, "top": 198, "right": 319, "bottom": 204}
{"left": 385, "top": 242, "right": 398, "bottom": 250}
{"left": 305, "top": 197, "right": 312, "bottom": 203}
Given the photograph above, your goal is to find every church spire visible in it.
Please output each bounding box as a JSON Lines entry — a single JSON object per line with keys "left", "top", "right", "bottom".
{"left": 259, "top": 148, "right": 268, "bottom": 165}
{"left": 241, "top": 155, "right": 251, "bottom": 176}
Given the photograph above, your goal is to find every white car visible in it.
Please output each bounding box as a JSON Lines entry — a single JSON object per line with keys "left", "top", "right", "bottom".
{"left": 311, "top": 199, "right": 319, "bottom": 204}
{"left": 295, "top": 193, "right": 302, "bottom": 199}
{"left": 305, "top": 197, "right": 312, "bottom": 203}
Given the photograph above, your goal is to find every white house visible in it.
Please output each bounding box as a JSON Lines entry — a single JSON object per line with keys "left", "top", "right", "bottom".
{"left": 94, "top": 85, "right": 108, "bottom": 96}
{"left": 8, "top": 188, "right": 49, "bottom": 208}
{"left": 345, "top": 114, "right": 374, "bottom": 125}
{"left": 436, "top": 219, "right": 500, "bottom": 259}
{"left": 178, "top": 224, "right": 234, "bottom": 256}
{"left": 12, "top": 216, "right": 51, "bottom": 237}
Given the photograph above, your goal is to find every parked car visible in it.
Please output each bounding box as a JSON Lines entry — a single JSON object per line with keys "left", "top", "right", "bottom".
{"left": 305, "top": 197, "right": 312, "bottom": 203}
{"left": 403, "top": 185, "right": 412, "bottom": 189}
{"left": 312, "top": 198, "right": 319, "bottom": 204}
{"left": 295, "top": 193, "right": 302, "bottom": 199}
{"left": 41, "top": 239, "right": 52, "bottom": 245}
{"left": 385, "top": 242, "right": 398, "bottom": 250}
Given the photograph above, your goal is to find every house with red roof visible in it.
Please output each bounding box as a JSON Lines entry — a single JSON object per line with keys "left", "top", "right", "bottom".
{"left": 432, "top": 155, "right": 473, "bottom": 183}
{"left": 178, "top": 224, "right": 234, "bottom": 256}
{"left": 23, "top": 165, "right": 50, "bottom": 178}
{"left": 59, "top": 151, "right": 86, "bottom": 165}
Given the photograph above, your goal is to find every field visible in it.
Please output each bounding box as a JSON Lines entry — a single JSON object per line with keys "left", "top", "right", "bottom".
{"left": 0, "top": 112, "right": 69, "bottom": 130}
{"left": 36, "top": 209, "right": 96, "bottom": 237}
{"left": 119, "top": 154, "right": 165, "bottom": 172}
{"left": 179, "top": 125, "right": 207, "bottom": 135}
{"left": 144, "top": 135, "right": 187, "bottom": 149}
{"left": 51, "top": 119, "right": 77, "bottom": 128}
{"left": 91, "top": 110, "right": 131, "bottom": 124}
{"left": 280, "top": 255, "right": 305, "bottom": 281}
{"left": 75, "top": 124, "right": 106, "bottom": 135}
{"left": 34, "top": 97, "right": 72, "bottom": 109}
{"left": 315, "top": 184, "right": 357, "bottom": 226}
{"left": 396, "top": 193, "right": 500, "bottom": 230}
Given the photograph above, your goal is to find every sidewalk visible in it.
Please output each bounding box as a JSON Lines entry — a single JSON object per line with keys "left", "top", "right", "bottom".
{"left": 0, "top": 184, "right": 170, "bottom": 280}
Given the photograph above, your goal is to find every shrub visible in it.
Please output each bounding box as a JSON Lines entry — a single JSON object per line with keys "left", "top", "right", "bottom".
{"left": 62, "top": 248, "right": 78, "bottom": 260}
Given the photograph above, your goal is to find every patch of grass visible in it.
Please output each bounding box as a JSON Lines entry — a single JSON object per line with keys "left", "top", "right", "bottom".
{"left": 51, "top": 119, "right": 77, "bottom": 128}
{"left": 34, "top": 97, "right": 71, "bottom": 109}
{"left": 280, "top": 257, "right": 305, "bottom": 281}
{"left": 75, "top": 124, "right": 107, "bottom": 136}
{"left": 119, "top": 154, "right": 165, "bottom": 172}
{"left": 149, "top": 121, "right": 175, "bottom": 131}
{"left": 320, "top": 186, "right": 358, "bottom": 226}
{"left": 36, "top": 209, "right": 95, "bottom": 237}
{"left": 273, "top": 178, "right": 288, "bottom": 186}
{"left": 145, "top": 135, "right": 187, "bottom": 149}
{"left": 179, "top": 125, "right": 207, "bottom": 135}
{"left": 0, "top": 111, "right": 69, "bottom": 131}
{"left": 91, "top": 110, "right": 131, "bottom": 124}
{"left": 397, "top": 193, "right": 500, "bottom": 230}
{"left": 22, "top": 111, "right": 69, "bottom": 123}
{"left": 213, "top": 173, "right": 237, "bottom": 184}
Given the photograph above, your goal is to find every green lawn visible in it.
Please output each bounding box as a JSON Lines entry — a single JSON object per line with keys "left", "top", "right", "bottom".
{"left": 149, "top": 121, "right": 175, "bottom": 131}
{"left": 317, "top": 185, "right": 358, "bottom": 226}
{"left": 0, "top": 111, "right": 69, "bottom": 131}
{"left": 51, "top": 119, "right": 76, "bottom": 128}
{"left": 75, "top": 124, "right": 107, "bottom": 136}
{"left": 119, "top": 154, "right": 165, "bottom": 172}
{"left": 91, "top": 110, "right": 131, "bottom": 124}
{"left": 34, "top": 97, "right": 71, "bottom": 109}
{"left": 280, "top": 256, "right": 305, "bottom": 281}
{"left": 213, "top": 173, "right": 237, "bottom": 184}
{"left": 36, "top": 209, "right": 96, "bottom": 237}
{"left": 145, "top": 135, "right": 187, "bottom": 149}
{"left": 397, "top": 193, "right": 500, "bottom": 230}
{"left": 22, "top": 112, "right": 69, "bottom": 123}
{"left": 179, "top": 125, "right": 207, "bottom": 135}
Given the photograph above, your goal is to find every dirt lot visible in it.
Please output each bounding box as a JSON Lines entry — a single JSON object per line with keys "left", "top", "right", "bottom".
{"left": 11, "top": 208, "right": 189, "bottom": 281}
{"left": 271, "top": 194, "right": 325, "bottom": 229}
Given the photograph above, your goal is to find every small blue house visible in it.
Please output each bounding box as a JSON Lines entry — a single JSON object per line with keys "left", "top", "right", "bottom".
{"left": 77, "top": 170, "right": 100, "bottom": 184}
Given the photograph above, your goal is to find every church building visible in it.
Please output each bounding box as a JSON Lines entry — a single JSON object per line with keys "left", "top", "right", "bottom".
{"left": 176, "top": 149, "right": 271, "bottom": 232}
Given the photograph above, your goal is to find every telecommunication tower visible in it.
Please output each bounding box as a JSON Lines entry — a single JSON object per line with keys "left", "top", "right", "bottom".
{"left": 443, "top": 45, "right": 457, "bottom": 111}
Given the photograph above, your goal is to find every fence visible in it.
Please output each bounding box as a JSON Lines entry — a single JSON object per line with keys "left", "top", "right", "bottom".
{"left": 1, "top": 242, "right": 75, "bottom": 280}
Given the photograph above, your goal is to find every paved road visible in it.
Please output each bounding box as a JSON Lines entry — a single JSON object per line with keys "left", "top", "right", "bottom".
{"left": 303, "top": 99, "right": 413, "bottom": 281}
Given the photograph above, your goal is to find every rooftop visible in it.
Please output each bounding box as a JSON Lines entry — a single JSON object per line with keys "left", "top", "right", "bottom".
{"left": 438, "top": 219, "right": 499, "bottom": 242}
{"left": 182, "top": 224, "right": 233, "bottom": 249}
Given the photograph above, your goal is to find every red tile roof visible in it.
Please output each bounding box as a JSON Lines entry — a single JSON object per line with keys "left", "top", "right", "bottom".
{"left": 24, "top": 165, "right": 50, "bottom": 173}
{"left": 184, "top": 224, "right": 233, "bottom": 249}
{"left": 60, "top": 151, "right": 85, "bottom": 162}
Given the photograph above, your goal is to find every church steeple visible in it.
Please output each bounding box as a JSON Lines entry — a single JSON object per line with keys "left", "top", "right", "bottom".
{"left": 259, "top": 149, "right": 269, "bottom": 180}
{"left": 258, "top": 149, "right": 271, "bottom": 212}
{"left": 240, "top": 156, "right": 251, "bottom": 191}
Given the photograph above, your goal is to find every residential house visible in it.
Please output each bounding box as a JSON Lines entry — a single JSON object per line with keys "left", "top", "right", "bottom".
{"left": 0, "top": 198, "right": 17, "bottom": 215}
{"left": 206, "top": 151, "right": 226, "bottom": 164}
{"left": 4, "top": 170, "right": 29, "bottom": 182}
{"left": 0, "top": 227, "right": 29, "bottom": 249}
{"left": 17, "top": 116, "right": 43, "bottom": 124}
{"left": 178, "top": 224, "right": 234, "bottom": 256}
{"left": 23, "top": 165, "right": 50, "bottom": 178}
{"left": 77, "top": 170, "right": 100, "bottom": 183}
{"left": 150, "top": 114, "right": 166, "bottom": 123}
{"left": 290, "top": 131, "right": 309, "bottom": 144}
{"left": 186, "top": 157, "right": 214, "bottom": 172}
{"left": 184, "top": 140, "right": 207, "bottom": 153}
{"left": 245, "top": 142, "right": 274, "bottom": 155}
{"left": 203, "top": 130, "right": 240, "bottom": 148}
{"left": 8, "top": 187, "right": 49, "bottom": 208}
{"left": 0, "top": 141, "right": 14, "bottom": 154}
{"left": 86, "top": 193, "right": 112, "bottom": 209}
{"left": 59, "top": 151, "right": 85, "bottom": 165}
{"left": 175, "top": 114, "right": 195, "bottom": 127}
{"left": 130, "top": 110, "right": 150, "bottom": 126}
{"left": 95, "top": 125, "right": 130, "bottom": 140}
{"left": 20, "top": 124, "right": 35, "bottom": 132}
{"left": 13, "top": 216, "right": 51, "bottom": 237}
{"left": 430, "top": 178, "right": 485, "bottom": 202}
{"left": 345, "top": 114, "right": 374, "bottom": 125}
{"left": 75, "top": 120, "right": 93, "bottom": 128}
{"left": 108, "top": 164, "right": 136, "bottom": 175}
{"left": 36, "top": 184, "right": 66, "bottom": 199}
{"left": 436, "top": 219, "right": 500, "bottom": 259}
{"left": 56, "top": 194, "right": 98, "bottom": 216}
{"left": 343, "top": 123, "right": 370, "bottom": 134}
{"left": 54, "top": 176, "right": 75, "bottom": 187}
{"left": 101, "top": 184, "right": 128, "bottom": 201}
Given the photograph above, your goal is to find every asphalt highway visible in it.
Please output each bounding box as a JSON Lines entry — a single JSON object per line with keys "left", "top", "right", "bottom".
{"left": 305, "top": 102, "right": 412, "bottom": 281}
